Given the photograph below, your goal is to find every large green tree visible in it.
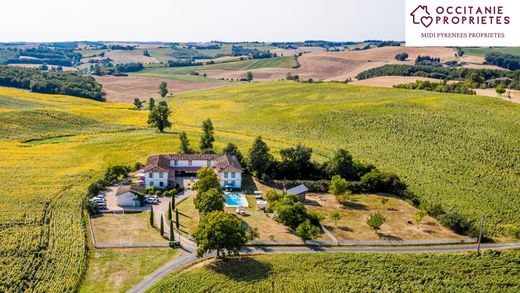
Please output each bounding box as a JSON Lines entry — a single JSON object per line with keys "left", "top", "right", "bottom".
{"left": 193, "top": 211, "right": 247, "bottom": 258}
{"left": 192, "top": 167, "right": 221, "bottom": 193}
{"left": 133, "top": 98, "right": 143, "bottom": 109}
{"left": 159, "top": 81, "right": 168, "bottom": 97}
{"left": 279, "top": 144, "right": 314, "bottom": 179}
{"left": 178, "top": 131, "right": 194, "bottom": 154}
{"left": 147, "top": 102, "right": 171, "bottom": 132}
{"left": 222, "top": 142, "right": 244, "bottom": 164}
{"left": 200, "top": 118, "right": 215, "bottom": 153}
{"left": 247, "top": 136, "right": 272, "bottom": 178}
{"left": 246, "top": 71, "right": 253, "bottom": 82}
{"left": 329, "top": 175, "right": 349, "bottom": 195}
{"left": 326, "top": 148, "right": 357, "bottom": 180}
{"left": 148, "top": 97, "right": 155, "bottom": 110}
{"left": 194, "top": 188, "right": 225, "bottom": 215}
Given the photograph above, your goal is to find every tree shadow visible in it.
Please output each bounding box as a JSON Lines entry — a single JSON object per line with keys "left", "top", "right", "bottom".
{"left": 178, "top": 211, "right": 192, "bottom": 219}
{"left": 209, "top": 258, "right": 272, "bottom": 282}
{"left": 387, "top": 208, "right": 399, "bottom": 212}
{"left": 342, "top": 201, "right": 368, "bottom": 210}
{"left": 338, "top": 226, "right": 353, "bottom": 232}
{"left": 304, "top": 199, "right": 321, "bottom": 206}
{"left": 376, "top": 232, "right": 402, "bottom": 240}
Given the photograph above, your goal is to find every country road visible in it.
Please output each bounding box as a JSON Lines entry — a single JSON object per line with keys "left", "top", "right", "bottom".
{"left": 127, "top": 239, "right": 520, "bottom": 293}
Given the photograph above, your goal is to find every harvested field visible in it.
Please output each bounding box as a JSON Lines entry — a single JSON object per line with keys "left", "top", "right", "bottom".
{"left": 270, "top": 46, "right": 326, "bottom": 56}
{"left": 460, "top": 55, "right": 505, "bottom": 70}
{"left": 104, "top": 50, "right": 159, "bottom": 64}
{"left": 293, "top": 46, "right": 457, "bottom": 81}
{"left": 96, "top": 75, "right": 234, "bottom": 103}
{"left": 7, "top": 63, "right": 76, "bottom": 71}
{"left": 475, "top": 88, "right": 520, "bottom": 104}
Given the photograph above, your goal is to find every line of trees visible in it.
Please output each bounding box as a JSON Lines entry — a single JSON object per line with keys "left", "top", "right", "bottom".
{"left": 0, "top": 65, "right": 104, "bottom": 101}
{"left": 356, "top": 64, "right": 520, "bottom": 90}
{"left": 394, "top": 80, "right": 476, "bottom": 95}
{"left": 115, "top": 62, "right": 144, "bottom": 72}
{"left": 485, "top": 52, "right": 520, "bottom": 70}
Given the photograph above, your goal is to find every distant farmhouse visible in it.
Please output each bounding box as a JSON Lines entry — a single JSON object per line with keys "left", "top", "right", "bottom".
{"left": 143, "top": 154, "right": 242, "bottom": 189}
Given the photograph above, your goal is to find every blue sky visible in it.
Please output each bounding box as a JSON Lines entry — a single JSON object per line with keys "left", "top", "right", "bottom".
{"left": 0, "top": 0, "right": 405, "bottom": 42}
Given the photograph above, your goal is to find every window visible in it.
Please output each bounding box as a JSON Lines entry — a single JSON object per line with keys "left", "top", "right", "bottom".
{"left": 149, "top": 182, "right": 154, "bottom": 187}
{"left": 207, "top": 160, "right": 211, "bottom": 166}
{"left": 230, "top": 181, "right": 235, "bottom": 186}
{"left": 159, "top": 182, "right": 164, "bottom": 187}
{"left": 188, "top": 160, "right": 192, "bottom": 166}
{"left": 231, "top": 172, "right": 236, "bottom": 178}
{"left": 159, "top": 173, "right": 163, "bottom": 178}
{"left": 174, "top": 160, "right": 178, "bottom": 166}
{"left": 224, "top": 172, "right": 228, "bottom": 178}
{"left": 149, "top": 173, "right": 153, "bottom": 178}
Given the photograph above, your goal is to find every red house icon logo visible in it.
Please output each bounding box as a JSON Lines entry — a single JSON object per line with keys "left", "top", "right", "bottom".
{"left": 410, "top": 5, "right": 433, "bottom": 28}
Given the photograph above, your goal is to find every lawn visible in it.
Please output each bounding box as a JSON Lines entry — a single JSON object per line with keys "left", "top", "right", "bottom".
{"left": 90, "top": 212, "right": 167, "bottom": 243}
{"left": 305, "top": 194, "right": 465, "bottom": 241}
{"left": 174, "top": 196, "right": 200, "bottom": 237}
{"left": 175, "top": 194, "right": 302, "bottom": 241}
{"left": 79, "top": 248, "right": 179, "bottom": 293}
{"left": 462, "top": 47, "right": 520, "bottom": 57}
{"left": 149, "top": 250, "right": 520, "bottom": 292}
{"left": 230, "top": 195, "right": 301, "bottom": 241}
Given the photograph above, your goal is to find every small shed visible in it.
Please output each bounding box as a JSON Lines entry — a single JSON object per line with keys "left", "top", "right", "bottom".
{"left": 116, "top": 185, "right": 144, "bottom": 207}
{"left": 286, "top": 184, "right": 309, "bottom": 201}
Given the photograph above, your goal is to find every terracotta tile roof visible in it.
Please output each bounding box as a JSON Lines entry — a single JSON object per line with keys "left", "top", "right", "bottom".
{"left": 215, "top": 155, "right": 242, "bottom": 173}
{"left": 167, "top": 154, "right": 221, "bottom": 161}
{"left": 143, "top": 154, "right": 242, "bottom": 175}
{"left": 143, "top": 155, "right": 171, "bottom": 173}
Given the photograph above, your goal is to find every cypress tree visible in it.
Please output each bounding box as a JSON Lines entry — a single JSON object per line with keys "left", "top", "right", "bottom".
{"left": 171, "top": 196, "right": 176, "bottom": 210}
{"left": 150, "top": 205, "right": 154, "bottom": 227}
{"left": 169, "top": 220, "right": 175, "bottom": 241}
{"left": 160, "top": 214, "right": 164, "bottom": 236}
{"left": 175, "top": 209, "right": 180, "bottom": 229}
{"left": 167, "top": 201, "right": 172, "bottom": 221}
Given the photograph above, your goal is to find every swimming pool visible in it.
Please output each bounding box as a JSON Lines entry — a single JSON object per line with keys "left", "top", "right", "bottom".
{"left": 224, "top": 193, "right": 248, "bottom": 207}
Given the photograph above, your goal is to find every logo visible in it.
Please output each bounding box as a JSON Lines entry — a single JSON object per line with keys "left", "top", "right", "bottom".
{"left": 405, "top": 0, "right": 520, "bottom": 46}
{"left": 410, "top": 5, "right": 433, "bottom": 28}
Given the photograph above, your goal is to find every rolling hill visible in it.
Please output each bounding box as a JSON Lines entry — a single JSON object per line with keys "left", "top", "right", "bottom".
{"left": 0, "top": 80, "right": 519, "bottom": 290}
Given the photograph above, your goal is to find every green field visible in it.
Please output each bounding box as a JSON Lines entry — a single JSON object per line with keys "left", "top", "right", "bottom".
{"left": 462, "top": 47, "right": 520, "bottom": 57}
{"left": 0, "top": 80, "right": 519, "bottom": 290}
{"left": 133, "top": 56, "right": 294, "bottom": 79}
{"left": 149, "top": 250, "right": 520, "bottom": 292}
{"left": 245, "top": 56, "right": 297, "bottom": 70}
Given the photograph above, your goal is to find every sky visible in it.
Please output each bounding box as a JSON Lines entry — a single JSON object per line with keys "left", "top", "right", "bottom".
{"left": 0, "top": 0, "right": 405, "bottom": 42}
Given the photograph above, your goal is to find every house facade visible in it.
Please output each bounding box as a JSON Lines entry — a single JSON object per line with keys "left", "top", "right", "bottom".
{"left": 143, "top": 154, "right": 242, "bottom": 189}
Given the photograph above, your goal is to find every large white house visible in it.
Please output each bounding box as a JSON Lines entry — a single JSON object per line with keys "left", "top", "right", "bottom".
{"left": 143, "top": 154, "right": 242, "bottom": 189}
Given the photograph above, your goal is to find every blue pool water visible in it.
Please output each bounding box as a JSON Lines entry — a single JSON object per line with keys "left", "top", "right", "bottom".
{"left": 224, "top": 193, "right": 246, "bottom": 207}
